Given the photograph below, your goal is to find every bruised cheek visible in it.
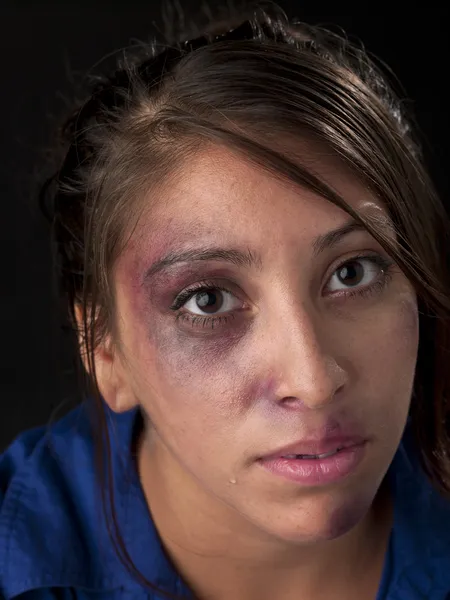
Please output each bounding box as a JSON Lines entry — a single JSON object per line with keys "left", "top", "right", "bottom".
{"left": 122, "top": 276, "right": 282, "bottom": 427}
{"left": 161, "top": 327, "right": 243, "bottom": 378}
{"left": 150, "top": 326, "right": 253, "bottom": 422}
{"left": 124, "top": 285, "right": 253, "bottom": 420}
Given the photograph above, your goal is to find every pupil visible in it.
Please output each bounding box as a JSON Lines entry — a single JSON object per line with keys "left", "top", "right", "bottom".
{"left": 339, "top": 262, "right": 363, "bottom": 286}
{"left": 196, "top": 290, "right": 223, "bottom": 313}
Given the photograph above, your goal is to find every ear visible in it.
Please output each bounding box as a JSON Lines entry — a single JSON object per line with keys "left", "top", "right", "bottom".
{"left": 74, "top": 304, "right": 137, "bottom": 413}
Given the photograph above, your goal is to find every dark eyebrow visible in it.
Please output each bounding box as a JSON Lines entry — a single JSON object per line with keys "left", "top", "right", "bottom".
{"left": 143, "top": 247, "right": 263, "bottom": 283}
{"left": 312, "top": 219, "right": 369, "bottom": 257}
{"left": 143, "top": 218, "right": 375, "bottom": 284}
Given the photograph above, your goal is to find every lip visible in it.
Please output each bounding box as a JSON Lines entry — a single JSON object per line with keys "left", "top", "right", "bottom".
{"left": 261, "top": 434, "right": 368, "bottom": 460}
{"left": 258, "top": 441, "right": 367, "bottom": 486}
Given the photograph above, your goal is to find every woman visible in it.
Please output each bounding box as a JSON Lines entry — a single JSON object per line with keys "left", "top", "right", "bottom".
{"left": 1, "top": 3, "right": 450, "bottom": 599}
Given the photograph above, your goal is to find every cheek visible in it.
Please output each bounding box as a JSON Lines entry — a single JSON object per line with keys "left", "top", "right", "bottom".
{"left": 126, "top": 308, "right": 251, "bottom": 429}
{"left": 349, "top": 294, "right": 419, "bottom": 418}
{"left": 157, "top": 329, "right": 241, "bottom": 385}
{"left": 376, "top": 295, "right": 419, "bottom": 368}
{"left": 352, "top": 291, "right": 418, "bottom": 358}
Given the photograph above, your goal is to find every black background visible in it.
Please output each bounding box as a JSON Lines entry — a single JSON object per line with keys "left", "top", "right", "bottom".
{"left": 4, "top": 2, "right": 449, "bottom": 451}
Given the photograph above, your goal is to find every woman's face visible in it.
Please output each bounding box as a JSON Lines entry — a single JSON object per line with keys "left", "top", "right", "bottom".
{"left": 112, "top": 142, "right": 418, "bottom": 544}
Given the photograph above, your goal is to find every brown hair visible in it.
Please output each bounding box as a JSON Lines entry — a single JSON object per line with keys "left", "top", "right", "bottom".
{"left": 38, "top": 1, "right": 450, "bottom": 596}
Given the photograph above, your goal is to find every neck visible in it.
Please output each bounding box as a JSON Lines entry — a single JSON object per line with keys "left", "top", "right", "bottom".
{"left": 137, "top": 429, "right": 393, "bottom": 600}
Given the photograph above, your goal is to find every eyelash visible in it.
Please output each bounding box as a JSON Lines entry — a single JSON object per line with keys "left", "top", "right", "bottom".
{"left": 169, "top": 253, "right": 395, "bottom": 330}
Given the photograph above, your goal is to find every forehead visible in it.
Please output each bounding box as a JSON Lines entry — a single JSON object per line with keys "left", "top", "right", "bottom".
{"left": 126, "top": 142, "right": 383, "bottom": 260}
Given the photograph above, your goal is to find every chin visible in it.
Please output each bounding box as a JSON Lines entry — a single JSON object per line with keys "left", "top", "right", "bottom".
{"left": 263, "top": 491, "right": 374, "bottom": 545}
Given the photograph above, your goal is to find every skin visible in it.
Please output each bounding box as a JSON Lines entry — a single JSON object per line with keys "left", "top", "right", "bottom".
{"left": 91, "top": 141, "right": 419, "bottom": 600}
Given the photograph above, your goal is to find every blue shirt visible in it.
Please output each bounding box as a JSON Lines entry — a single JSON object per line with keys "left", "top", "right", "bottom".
{"left": 1, "top": 400, "right": 450, "bottom": 599}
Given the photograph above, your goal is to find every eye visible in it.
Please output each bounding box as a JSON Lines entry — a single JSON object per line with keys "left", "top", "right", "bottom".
{"left": 180, "top": 287, "right": 242, "bottom": 317}
{"left": 326, "top": 255, "right": 390, "bottom": 295}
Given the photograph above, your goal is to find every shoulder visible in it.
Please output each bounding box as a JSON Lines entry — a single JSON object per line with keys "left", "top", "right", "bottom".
{"left": 0, "top": 405, "right": 94, "bottom": 532}
{"left": 1, "top": 402, "right": 94, "bottom": 472}
{"left": 0, "top": 403, "right": 97, "bottom": 523}
{"left": 0, "top": 403, "right": 139, "bottom": 599}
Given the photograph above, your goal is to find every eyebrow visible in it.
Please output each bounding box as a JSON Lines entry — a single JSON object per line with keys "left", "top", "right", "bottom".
{"left": 143, "top": 218, "right": 375, "bottom": 284}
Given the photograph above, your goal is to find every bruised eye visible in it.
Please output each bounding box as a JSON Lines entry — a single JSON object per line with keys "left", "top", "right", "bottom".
{"left": 182, "top": 288, "right": 241, "bottom": 316}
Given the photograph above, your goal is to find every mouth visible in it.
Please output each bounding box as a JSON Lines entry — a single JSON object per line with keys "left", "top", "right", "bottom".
{"left": 281, "top": 448, "right": 345, "bottom": 460}
{"left": 262, "top": 435, "right": 368, "bottom": 461}
{"left": 259, "top": 439, "right": 368, "bottom": 486}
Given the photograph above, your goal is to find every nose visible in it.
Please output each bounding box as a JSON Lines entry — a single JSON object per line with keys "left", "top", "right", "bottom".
{"left": 263, "top": 302, "right": 348, "bottom": 411}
